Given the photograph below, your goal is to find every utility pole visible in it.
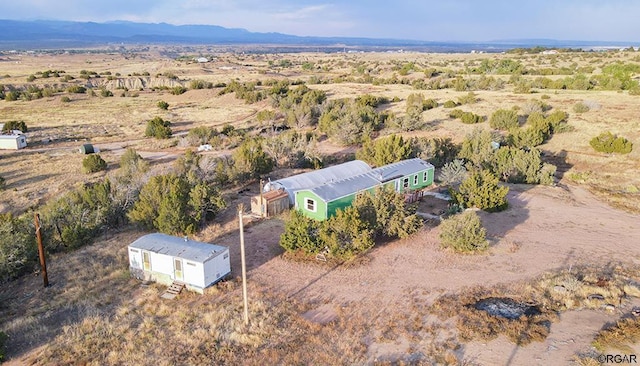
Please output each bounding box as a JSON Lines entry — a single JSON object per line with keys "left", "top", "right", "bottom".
{"left": 34, "top": 213, "right": 49, "bottom": 287}
{"left": 238, "top": 204, "right": 249, "bottom": 325}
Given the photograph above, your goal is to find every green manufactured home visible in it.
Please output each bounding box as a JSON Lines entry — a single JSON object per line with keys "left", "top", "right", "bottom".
{"left": 294, "top": 158, "right": 434, "bottom": 220}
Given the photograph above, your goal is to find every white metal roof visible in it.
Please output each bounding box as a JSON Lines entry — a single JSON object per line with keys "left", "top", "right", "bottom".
{"left": 0, "top": 135, "right": 24, "bottom": 140}
{"left": 308, "top": 158, "right": 434, "bottom": 202}
{"left": 129, "top": 233, "right": 228, "bottom": 263}
{"left": 264, "top": 160, "right": 371, "bottom": 204}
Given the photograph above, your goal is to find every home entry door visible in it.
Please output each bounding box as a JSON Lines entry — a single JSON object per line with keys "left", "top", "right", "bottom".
{"left": 174, "top": 258, "right": 183, "bottom": 281}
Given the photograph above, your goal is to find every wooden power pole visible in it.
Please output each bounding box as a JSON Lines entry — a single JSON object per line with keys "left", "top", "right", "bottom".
{"left": 34, "top": 213, "right": 49, "bottom": 287}
{"left": 238, "top": 204, "right": 249, "bottom": 325}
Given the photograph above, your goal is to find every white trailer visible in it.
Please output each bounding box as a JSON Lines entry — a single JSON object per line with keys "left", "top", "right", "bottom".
{"left": 128, "top": 233, "right": 231, "bottom": 293}
{"left": 0, "top": 134, "right": 27, "bottom": 150}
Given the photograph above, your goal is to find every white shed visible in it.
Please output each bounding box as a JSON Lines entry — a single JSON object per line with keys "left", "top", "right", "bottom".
{"left": 128, "top": 233, "right": 231, "bottom": 294}
{"left": 0, "top": 134, "right": 27, "bottom": 150}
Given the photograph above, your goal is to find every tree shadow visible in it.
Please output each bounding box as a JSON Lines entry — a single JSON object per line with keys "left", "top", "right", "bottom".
{"left": 542, "top": 149, "right": 572, "bottom": 182}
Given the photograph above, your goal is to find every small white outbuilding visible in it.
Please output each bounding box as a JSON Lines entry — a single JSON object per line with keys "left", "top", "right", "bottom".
{"left": 0, "top": 134, "right": 27, "bottom": 150}
{"left": 128, "top": 233, "right": 231, "bottom": 293}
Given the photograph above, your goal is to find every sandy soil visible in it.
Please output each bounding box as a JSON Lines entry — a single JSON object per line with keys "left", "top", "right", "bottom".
{"left": 209, "top": 182, "right": 640, "bottom": 364}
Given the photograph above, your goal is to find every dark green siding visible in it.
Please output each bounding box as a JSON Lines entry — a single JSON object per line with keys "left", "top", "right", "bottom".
{"left": 326, "top": 193, "right": 357, "bottom": 218}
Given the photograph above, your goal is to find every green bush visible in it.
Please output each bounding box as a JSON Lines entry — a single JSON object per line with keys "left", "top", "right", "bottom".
{"left": 460, "top": 111, "right": 482, "bottom": 124}
{"left": 458, "top": 129, "right": 501, "bottom": 168}
{"left": 410, "top": 137, "right": 460, "bottom": 168}
{"left": 0, "top": 213, "right": 36, "bottom": 282}
{"left": 4, "top": 91, "right": 19, "bottom": 101}
{"left": 508, "top": 126, "right": 545, "bottom": 149}
{"left": 231, "top": 138, "right": 274, "bottom": 179}
{"left": 489, "top": 109, "right": 519, "bottom": 130}
{"left": 318, "top": 98, "right": 381, "bottom": 145}
{"left": 491, "top": 146, "right": 554, "bottom": 184}
{"left": 443, "top": 100, "right": 459, "bottom": 108}
{"left": 352, "top": 186, "right": 423, "bottom": 239}
{"left": 573, "top": 102, "right": 590, "bottom": 113}
{"left": 590, "top": 131, "right": 633, "bottom": 154}
{"left": 439, "top": 211, "right": 488, "bottom": 253}
{"left": 1, "top": 120, "right": 28, "bottom": 132}
{"left": 100, "top": 88, "right": 113, "bottom": 97}
{"left": 145, "top": 117, "right": 172, "bottom": 139}
{"left": 170, "top": 86, "right": 187, "bottom": 95}
{"left": 452, "top": 170, "right": 509, "bottom": 212}
{"left": 424, "top": 98, "right": 438, "bottom": 109}
{"left": 0, "top": 175, "right": 5, "bottom": 190}
{"left": 457, "top": 92, "right": 478, "bottom": 105}
{"left": 128, "top": 173, "right": 225, "bottom": 235}
{"left": 356, "top": 135, "right": 412, "bottom": 167}
{"left": 66, "top": 85, "right": 86, "bottom": 93}
{"left": 438, "top": 159, "right": 468, "bottom": 187}
{"left": 61, "top": 96, "right": 71, "bottom": 103}
{"left": 186, "top": 126, "right": 218, "bottom": 146}
{"left": 82, "top": 154, "right": 107, "bottom": 173}
{"left": 157, "top": 100, "right": 169, "bottom": 110}
{"left": 189, "top": 79, "right": 211, "bottom": 89}
{"left": 449, "top": 109, "right": 464, "bottom": 119}
{"left": 318, "top": 207, "right": 375, "bottom": 259}
{"left": 279, "top": 210, "right": 323, "bottom": 254}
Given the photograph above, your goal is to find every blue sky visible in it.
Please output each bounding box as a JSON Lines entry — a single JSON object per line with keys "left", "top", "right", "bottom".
{"left": 1, "top": 0, "right": 639, "bottom": 42}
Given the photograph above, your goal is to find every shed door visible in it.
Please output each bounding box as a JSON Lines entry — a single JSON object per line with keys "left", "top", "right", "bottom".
{"left": 174, "top": 258, "right": 183, "bottom": 282}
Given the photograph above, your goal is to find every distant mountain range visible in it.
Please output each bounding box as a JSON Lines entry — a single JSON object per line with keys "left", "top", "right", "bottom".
{"left": 0, "top": 19, "right": 636, "bottom": 52}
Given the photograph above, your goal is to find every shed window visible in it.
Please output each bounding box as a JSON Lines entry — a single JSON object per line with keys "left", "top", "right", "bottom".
{"left": 129, "top": 249, "right": 139, "bottom": 253}
{"left": 402, "top": 177, "right": 409, "bottom": 189}
{"left": 142, "top": 251, "right": 151, "bottom": 271}
{"left": 186, "top": 262, "right": 196, "bottom": 267}
{"left": 305, "top": 198, "right": 317, "bottom": 212}
{"left": 413, "top": 175, "right": 418, "bottom": 185}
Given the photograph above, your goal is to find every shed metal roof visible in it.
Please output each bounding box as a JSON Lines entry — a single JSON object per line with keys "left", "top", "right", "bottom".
{"left": 129, "top": 233, "right": 227, "bottom": 263}
{"left": 264, "top": 160, "right": 371, "bottom": 203}
{"left": 307, "top": 158, "right": 434, "bottom": 202}
{"left": 0, "top": 135, "right": 23, "bottom": 140}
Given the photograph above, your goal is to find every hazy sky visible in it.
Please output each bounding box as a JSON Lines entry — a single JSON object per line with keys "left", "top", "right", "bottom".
{"left": 1, "top": 0, "right": 639, "bottom": 42}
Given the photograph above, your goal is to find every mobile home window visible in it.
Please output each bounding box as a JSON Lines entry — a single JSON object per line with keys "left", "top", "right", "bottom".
{"left": 402, "top": 177, "right": 409, "bottom": 189}
{"left": 413, "top": 175, "right": 418, "bottom": 185}
{"left": 423, "top": 171, "right": 428, "bottom": 182}
{"left": 305, "top": 198, "right": 317, "bottom": 212}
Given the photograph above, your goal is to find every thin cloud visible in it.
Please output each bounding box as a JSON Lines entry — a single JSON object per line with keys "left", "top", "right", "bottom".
{"left": 272, "top": 5, "right": 330, "bottom": 21}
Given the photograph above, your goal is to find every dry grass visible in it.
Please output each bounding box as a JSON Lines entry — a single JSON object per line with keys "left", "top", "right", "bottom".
{"left": 0, "top": 228, "right": 466, "bottom": 365}
{"left": 593, "top": 316, "right": 640, "bottom": 353}
{"left": 430, "top": 263, "right": 640, "bottom": 347}
{"left": 430, "top": 285, "right": 556, "bottom": 345}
